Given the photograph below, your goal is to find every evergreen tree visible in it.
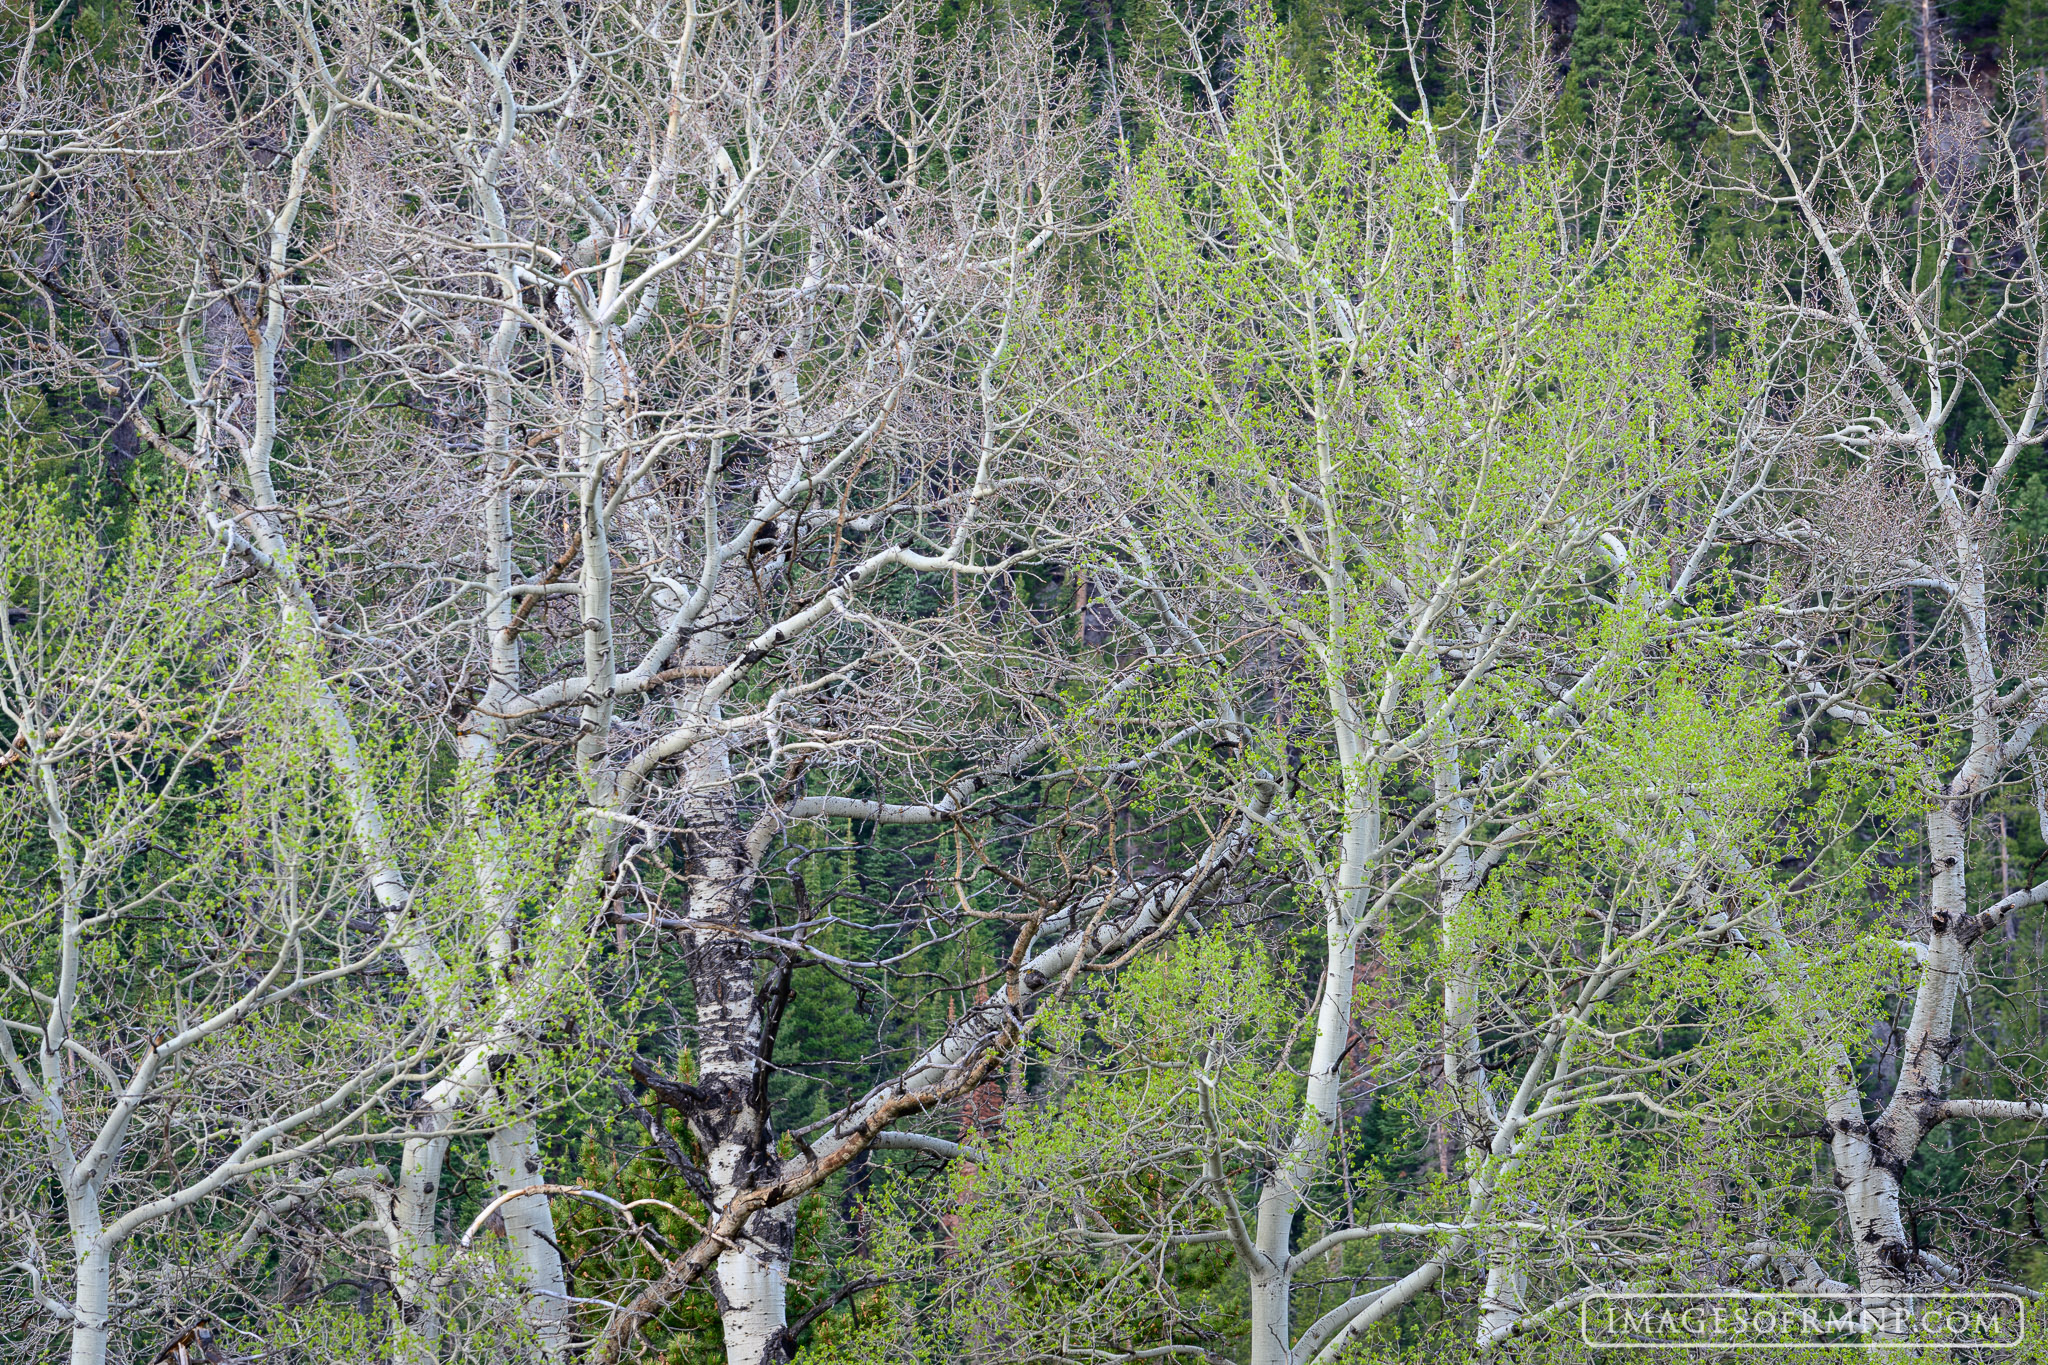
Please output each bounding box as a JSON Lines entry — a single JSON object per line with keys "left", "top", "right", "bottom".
{"left": 2004, "top": 0, "right": 2048, "bottom": 72}
{"left": 1561, "top": 0, "right": 1648, "bottom": 124}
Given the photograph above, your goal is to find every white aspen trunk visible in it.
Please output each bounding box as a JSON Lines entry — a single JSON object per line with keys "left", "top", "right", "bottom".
{"left": 21, "top": 736, "right": 116, "bottom": 1365}
{"left": 682, "top": 728, "right": 801, "bottom": 1365}
{"left": 1246, "top": 677, "right": 1374, "bottom": 1365}
{"left": 390, "top": 1037, "right": 564, "bottom": 1355}
{"left": 641, "top": 565, "right": 799, "bottom": 1365}
{"left": 1237, "top": 309, "right": 1383, "bottom": 1365}
{"left": 1232, "top": 882, "right": 1368, "bottom": 1365}
{"left": 711, "top": 1219, "right": 794, "bottom": 1365}
{"left": 68, "top": 1242, "right": 110, "bottom": 1365}
{"left": 434, "top": 71, "right": 576, "bottom": 1358}
{"left": 1448, "top": 890, "right": 1526, "bottom": 1337}
{"left": 656, "top": 320, "right": 809, "bottom": 1362}
{"left": 55, "top": 1071, "right": 110, "bottom": 1365}
{"left": 391, "top": 1124, "right": 452, "bottom": 1363}
{"left": 374, "top": 705, "right": 509, "bottom": 1356}
{"left": 1247, "top": 915, "right": 1361, "bottom": 1365}
{"left": 458, "top": 308, "right": 571, "bottom": 1351}
{"left": 1246, "top": 1268, "right": 1294, "bottom": 1365}
{"left": 1437, "top": 729, "right": 1520, "bottom": 1343}
{"left": 18, "top": 1059, "right": 112, "bottom": 1365}
{"left": 487, "top": 1121, "right": 569, "bottom": 1358}
{"left": 701, "top": 1072, "right": 799, "bottom": 1365}
{"left": 1834, "top": 1132, "right": 1912, "bottom": 1297}
{"left": 198, "top": 96, "right": 497, "bottom": 1356}
{"left": 1748, "top": 894, "right": 1915, "bottom": 1307}
{"left": 1834, "top": 799, "right": 1974, "bottom": 1299}
{"left": 1839, "top": 411, "right": 1998, "bottom": 1302}
{"left": 569, "top": 295, "right": 621, "bottom": 787}
{"left": 1477, "top": 1237, "right": 1527, "bottom": 1347}
{"left": 387, "top": 1046, "right": 574, "bottom": 1356}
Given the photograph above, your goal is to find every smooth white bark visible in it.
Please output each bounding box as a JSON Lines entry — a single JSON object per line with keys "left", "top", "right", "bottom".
{"left": 487, "top": 1122, "right": 570, "bottom": 1359}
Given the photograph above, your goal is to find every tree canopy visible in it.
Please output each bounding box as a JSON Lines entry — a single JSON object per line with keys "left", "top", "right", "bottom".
{"left": 5, "top": 0, "right": 2048, "bottom": 1362}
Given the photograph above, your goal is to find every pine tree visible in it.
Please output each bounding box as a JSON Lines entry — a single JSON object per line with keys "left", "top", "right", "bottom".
{"left": 1561, "top": 0, "right": 1649, "bottom": 125}
{"left": 2004, "top": 0, "right": 2048, "bottom": 73}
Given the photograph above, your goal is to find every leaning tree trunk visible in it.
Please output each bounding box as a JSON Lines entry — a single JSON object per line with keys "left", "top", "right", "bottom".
{"left": 1835, "top": 798, "right": 1973, "bottom": 1298}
